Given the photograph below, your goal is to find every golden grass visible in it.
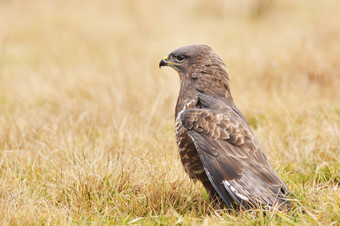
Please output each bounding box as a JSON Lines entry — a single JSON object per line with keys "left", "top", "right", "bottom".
{"left": 0, "top": 0, "right": 339, "bottom": 224}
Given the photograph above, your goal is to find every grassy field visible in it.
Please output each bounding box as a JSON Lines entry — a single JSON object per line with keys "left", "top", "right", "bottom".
{"left": 0, "top": 0, "right": 339, "bottom": 224}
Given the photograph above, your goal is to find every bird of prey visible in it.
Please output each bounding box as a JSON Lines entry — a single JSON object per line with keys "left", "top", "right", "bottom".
{"left": 159, "top": 45, "right": 292, "bottom": 211}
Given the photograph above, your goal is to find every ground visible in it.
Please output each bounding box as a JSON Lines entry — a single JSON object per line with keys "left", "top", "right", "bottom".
{"left": 0, "top": 0, "right": 339, "bottom": 224}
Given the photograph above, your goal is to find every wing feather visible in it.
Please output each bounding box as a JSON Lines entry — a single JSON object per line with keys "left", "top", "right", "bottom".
{"left": 181, "top": 94, "right": 291, "bottom": 210}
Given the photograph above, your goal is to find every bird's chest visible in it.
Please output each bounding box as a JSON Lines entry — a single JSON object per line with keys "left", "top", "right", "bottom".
{"left": 175, "top": 99, "right": 205, "bottom": 180}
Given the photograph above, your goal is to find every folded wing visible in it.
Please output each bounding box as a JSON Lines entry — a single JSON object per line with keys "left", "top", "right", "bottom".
{"left": 180, "top": 94, "right": 291, "bottom": 210}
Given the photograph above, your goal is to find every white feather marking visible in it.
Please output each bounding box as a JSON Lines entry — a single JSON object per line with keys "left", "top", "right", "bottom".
{"left": 230, "top": 185, "right": 237, "bottom": 193}
{"left": 176, "top": 99, "right": 196, "bottom": 124}
{"left": 223, "top": 180, "right": 249, "bottom": 201}
{"left": 223, "top": 180, "right": 230, "bottom": 186}
{"left": 216, "top": 113, "right": 224, "bottom": 121}
{"left": 236, "top": 193, "right": 249, "bottom": 201}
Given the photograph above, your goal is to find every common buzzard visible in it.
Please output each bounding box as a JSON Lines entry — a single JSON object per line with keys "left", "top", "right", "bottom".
{"left": 159, "top": 45, "right": 292, "bottom": 211}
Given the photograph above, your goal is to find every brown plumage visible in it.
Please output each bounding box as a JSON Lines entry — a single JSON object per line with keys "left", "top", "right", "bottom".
{"left": 159, "top": 45, "right": 292, "bottom": 211}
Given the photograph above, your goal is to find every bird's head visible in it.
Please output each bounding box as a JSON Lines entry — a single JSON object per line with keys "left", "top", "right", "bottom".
{"left": 159, "top": 45, "right": 231, "bottom": 100}
{"left": 159, "top": 45, "right": 213, "bottom": 75}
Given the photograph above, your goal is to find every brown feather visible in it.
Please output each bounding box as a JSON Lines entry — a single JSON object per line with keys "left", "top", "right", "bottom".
{"left": 160, "top": 45, "right": 292, "bottom": 211}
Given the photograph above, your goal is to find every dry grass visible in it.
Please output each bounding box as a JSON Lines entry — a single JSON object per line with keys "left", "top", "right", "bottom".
{"left": 0, "top": 0, "right": 339, "bottom": 224}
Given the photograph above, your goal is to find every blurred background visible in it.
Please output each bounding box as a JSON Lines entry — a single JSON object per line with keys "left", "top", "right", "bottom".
{"left": 0, "top": 0, "right": 339, "bottom": 224}
{"left": 1, "top": 0, "right": 339, "bottom": 159}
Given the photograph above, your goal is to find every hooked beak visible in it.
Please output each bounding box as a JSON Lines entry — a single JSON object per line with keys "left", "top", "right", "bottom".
{"left": 159, "top": 56, "right": 168, "bottom": 68}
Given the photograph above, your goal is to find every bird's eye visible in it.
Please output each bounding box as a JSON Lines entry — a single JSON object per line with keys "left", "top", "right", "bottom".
{"left": 176, "top": 55, "right": 185, "bottom": 61}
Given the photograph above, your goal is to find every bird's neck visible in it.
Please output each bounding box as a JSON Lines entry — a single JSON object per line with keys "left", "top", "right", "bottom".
{"left": 175, "top": 69, "right": 234, "bottom": 117}
{"left": 175, "top": 79, "right": 199, "bottom": 118}
{"left": 192, "top": 68, "right": 233, "bottom": 103}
